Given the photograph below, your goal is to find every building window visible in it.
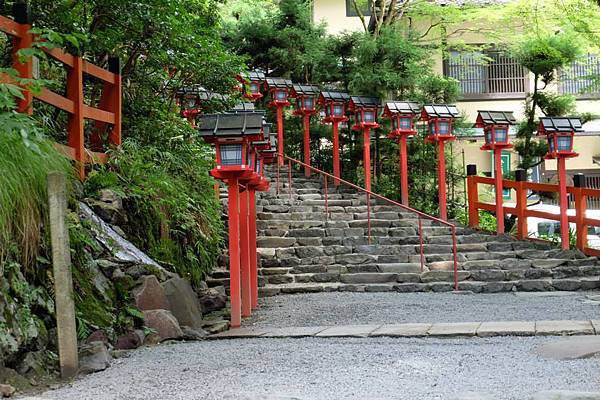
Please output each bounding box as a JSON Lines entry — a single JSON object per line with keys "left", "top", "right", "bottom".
{"left": 559, "top": 54, "right": 600, "bottom": 97}
{"left": 346, "top": 0, "right": 371, "bottom": 17}
{"left": 444, "top": 49, "right": 528, "bottom": 100}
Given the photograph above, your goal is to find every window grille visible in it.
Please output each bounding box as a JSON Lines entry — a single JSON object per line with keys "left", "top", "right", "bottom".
{"left": 444, "top": 50, "right": 527, "bottom": 99}
{"left": 559, "top": 54, "right": 600, "bottom": 97}
{"left": 345, "top": 0, "right": 371, "bottom": 17}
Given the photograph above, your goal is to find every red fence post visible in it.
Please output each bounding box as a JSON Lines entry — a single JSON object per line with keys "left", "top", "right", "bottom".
{"left": 466, "top": 167, "right": 479, "bottom": 228}
{"left": 12, "top": 3, "right": 33, "bottom": 115}
{"left": 277, "top": 106, "right": 284, "bottom": 166}
{"left": 227, "top": 178, "right": 241, "bottom": 328}
{"left": 239, "top": 188, "right": 251, "bottom": 318}
{"left": 515, "top": 172, "right": 528, "bottom": 239}
{"left": 92, "top": 57, "right": 122, "bottom": 151}
{"left": 574, "top": 174, "right": 587, "bottom": 251}
{"left": 67, "top": 56, "right": 85, "bottom": 180}
{"left": 437, "top": 140, "right": 448, "bottom": 221}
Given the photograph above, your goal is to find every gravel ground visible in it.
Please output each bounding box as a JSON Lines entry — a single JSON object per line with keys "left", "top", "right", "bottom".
{"left": 25, "top": 337, "right": 600, "bottom": 400}
{"left": 246, "top": 291, "right": 600, "bottom": 328}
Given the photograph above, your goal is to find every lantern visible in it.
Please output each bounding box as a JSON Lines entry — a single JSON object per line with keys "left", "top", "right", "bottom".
{"left": 347, "top": 96, "right": 380, "bottom": 130}
{"left": 475, "top": 111, "right": 516, "bottom": 150}
{"left": 538, "top": 117, "right": 582, "bottom": 159}
{"left": 384, "top": 102, "right": 420, "bottom": 138}
{"left": 318, "top": 91, "right": 350, "bottom": 123}
{"left": 237, "top": 71, "right": 265, "bottom": 101}
{"left": 421, "top": 104, "right": 460, "bottom": 143}
{"left": 291, "top": 84, "right": 320, "bottom": 115}
{"left": 265, "top": 77, "right": 292, "bottom": 107}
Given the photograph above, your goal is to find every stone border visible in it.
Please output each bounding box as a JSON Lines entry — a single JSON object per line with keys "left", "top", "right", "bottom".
{"left": 209, "top": 320, "right": 598, "bottom": 340}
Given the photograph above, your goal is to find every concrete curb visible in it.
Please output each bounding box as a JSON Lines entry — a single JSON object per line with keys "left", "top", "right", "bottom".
{"left": 209, "top": 319, "right": 599, "bottom": 340}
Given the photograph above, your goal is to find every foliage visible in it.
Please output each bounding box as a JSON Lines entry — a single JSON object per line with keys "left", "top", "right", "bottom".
{"left": 84, "top": 123, "right": 224, "bottom": 287}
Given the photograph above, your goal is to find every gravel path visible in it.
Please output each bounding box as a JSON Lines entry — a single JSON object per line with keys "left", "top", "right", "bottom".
{"left": 246, "top": 291, "right": 600, "bottom": 328}
{"left": 27, "top": 337, "right": 600, "bottom": 400}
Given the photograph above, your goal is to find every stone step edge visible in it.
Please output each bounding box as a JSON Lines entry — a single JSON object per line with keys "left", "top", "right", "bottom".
{"left": 209, "top": 319, "right": 600, "bottom": 340}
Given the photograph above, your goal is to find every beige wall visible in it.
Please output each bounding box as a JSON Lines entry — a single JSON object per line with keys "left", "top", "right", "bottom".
{"left": 313, "top": 0, "right": 364, "bottom": 34}
{"left": 543, "top": 135, "right": 600, "bottom": 172}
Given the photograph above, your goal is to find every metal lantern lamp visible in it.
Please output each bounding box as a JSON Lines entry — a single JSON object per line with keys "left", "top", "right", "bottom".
{"left": 239, "top": 71, "right": 265, "bottom": 102}
{"left": 383, "top": 101, "right": 421, "bottom": 206}
{"left": 265, "top": 77, "right": 293, "bottom": 165}
{"left": 421, "top": 104, "right": 460, "bottom": 221}
{"left": 347, "top": 96, "right": 380, "bottom": 192}
{"left": 537, "top": 117, "right": 583, "bottom": 249}
{"left": 475, "top": 110, "right": 517, "bottom": 234}
{"left": 290, "top": 84, "right": 320, "bottom": 176}
{"left": 318, "top": 91, "right": 350, "bottom": 185}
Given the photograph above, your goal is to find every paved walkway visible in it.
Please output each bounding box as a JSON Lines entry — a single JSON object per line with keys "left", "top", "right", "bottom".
{"left": 212, "top": 319, "right": 600, "bottom": 339}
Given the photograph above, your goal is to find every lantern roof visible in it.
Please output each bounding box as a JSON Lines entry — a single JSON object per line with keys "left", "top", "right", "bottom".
{"left": 290, "top": 84, "right": 320, "bottom": 97}
{"left": 421, "top": 104, "right": 460, "bottom": 120}
{"left": 318, "top": 91, "right": 350, "bottom": 104}
{"left": 197, "top": 112, "right": 264, "bottom": 138}
{"left": 246, "top": 70, "right": 265, "bottom": 81}
{"left": 538, "top": 117, "right": 584, "bottom": 135}
{"left": 475, "top": 110, "right": 517, "bottom": 127}
{"left": 176, "top": 85, "right": 227, "bottom": 101}
{"left": 383, "top": 101, "right": 421, "bottom": 116}
{"left": 227, "top": 102, "right": 259, "bottom": 113}
{"left": 265, "top": 77, "right": 293, "bottom": 90}
{"left": 348, "top": 95, "right": 380, "bottom": 111}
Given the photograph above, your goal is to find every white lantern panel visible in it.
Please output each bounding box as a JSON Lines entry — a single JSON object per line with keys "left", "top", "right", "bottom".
{"left": 220, "top": 144, "right": 243, "bottom": 166}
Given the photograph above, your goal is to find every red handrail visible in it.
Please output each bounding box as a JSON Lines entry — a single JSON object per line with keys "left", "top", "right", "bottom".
{"left": 278, "top": 153, "right": 460, "bottom": 290}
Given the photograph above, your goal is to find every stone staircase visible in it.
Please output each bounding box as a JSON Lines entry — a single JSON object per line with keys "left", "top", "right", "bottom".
{"left": 208, "top": 165, "right": 600, "bottom": 296}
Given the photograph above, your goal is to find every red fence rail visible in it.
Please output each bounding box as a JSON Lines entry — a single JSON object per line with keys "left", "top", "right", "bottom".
{"left": 467, "top": 175, "right": 600, "bottom": 256}
{"left": 0, "top": 5, "right": 121, "bottom": 179}
{"left": 279, "top": 154, "right": 461, "bottom": 290}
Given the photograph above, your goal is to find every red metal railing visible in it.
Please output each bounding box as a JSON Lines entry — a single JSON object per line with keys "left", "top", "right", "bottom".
{"left": 0, "top": 7, "right": 122, "bottom": 180}
{"left": 467, "top": 175, "right": 600, "bottom": 256}
{"left": 278, "top": 154, "right": 460, "bottom": 289}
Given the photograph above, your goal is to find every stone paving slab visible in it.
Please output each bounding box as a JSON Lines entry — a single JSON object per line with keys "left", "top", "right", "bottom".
{"left": 315, "top": 324, "right": 381, "bottom": 337}
{"left": 535, "top": 320, "right": 594, "bottom": 336}
{"left": 261, "top": 326, "right": 328, "bottom": 338}
{"left": 209, "top": 320, "right": 600, "bottom": 340}
{"left": 428, "top": 322, "right": 481, "bottom": 337}
{"left": 477, "top": 321, "right": 536, "bottom": 337}
{"left": 536, "top": 336, "right": 600, "bottom": 360}
{"left": 370, "top": 323, "right": 431, "bottom": 337}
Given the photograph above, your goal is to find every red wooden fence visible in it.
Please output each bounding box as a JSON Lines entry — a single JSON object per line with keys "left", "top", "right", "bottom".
{"left": 467, "top": 175, "right": 600, "bottom": 256}
{"left": 0, "top": 4, "right": 121, "bottom": 179}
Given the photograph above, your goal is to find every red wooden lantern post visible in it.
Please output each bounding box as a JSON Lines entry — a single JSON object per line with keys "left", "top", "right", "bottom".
{"left": 266, "top": 77, "right": 292, "bottom": 165}
{"left": 237, "top": 71, "right": 265, "bottom": 102}
{"left": 538, "top": 117, "right": 583, "bottom": 250}
{"left": 197, "top": 112, "right": 265, "bottom": 327}
{"left": 421, "top": 105, "right": 460, "bottom": 221}
{"left": 383, "top": 102, "right": 421, "bottom": 206}
{"left": 291, "top": 84, "right": 320, "bottom": 177}
{"left": 348, "top": 96, "right": 380, "bottom": 192}
{"left": 475, "top": 111, "right": 517, "bottom": 234}
{"left": 318, "top": 91, "right": 350, "bottom": 185}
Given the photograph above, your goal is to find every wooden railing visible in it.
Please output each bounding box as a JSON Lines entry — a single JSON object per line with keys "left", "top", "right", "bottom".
{"left": 0, "top": 4, "right": 121, "bottom": 179}
{"left": 467, "top": 175, "right": 600, "bottom": 256}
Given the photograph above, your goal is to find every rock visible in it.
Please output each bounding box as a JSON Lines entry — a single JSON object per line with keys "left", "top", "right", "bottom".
{"left": 162, "top": 277, "right": 204, "bottom": 328}
{"left": 198, "top": 288, "right": 227, "bottom": 313}
{"left": 79, "top": 341, "right": 111, "bottom": 375}
{"left": 115, "top": 331, "right": 144, "bottom": 350}
{"left": 257, "top": 237, "right": 296, "bottom": 248}
{"left": 536, "top": 336, "right": 600, "bottom": 360}
{"left": 530, "top": 391, "right": 600, "bottom": 400}
{"left": 203, "top": 320, "right": 230, "bottom": 334}
{"left": 16, "top": 351, "right": 47, "bottom": 376}
{"left": 428, "top": 261, "right": 454, "bottom": 271}
{"left": 181, "top": 326, "right": 208, "bottom": 341}
{"left": 85, "top": 330, "right": 109, "bottom": 346}
{"left": 143, "top": 309, "right": 184, "bottom": 341}
{"left": 0, "top": 384, "right": 15, "bottom": 398}
{"left": 96, "top": 259, "right": 121, "bottom": 278}
{"left": 133, "top": 275, "right": 170, "bottom": 311}
{"left": 126, "top": 264, "right": 166, "bottom": 281}
{"left": 517, "top": 279, "right": 552, "bottom": 292}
